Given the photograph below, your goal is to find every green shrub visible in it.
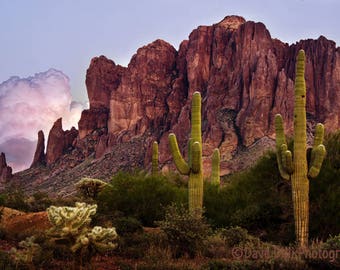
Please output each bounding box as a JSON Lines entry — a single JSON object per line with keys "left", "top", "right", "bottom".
{"left": 97, "top": 171, "right": 187, "bottom": 226}
{"left": 205, "top": 138, "right": 340, "bottom": 245}
{"left": 157, "top": 204, "right": 211, "bottom": 258}
{"left": 0, "top": 250, "right": 15, "bottom": 270}
{"left": 309, "top": 132, "right": 340, "bottom": 240}
{"left": 324, "top": 234, "right": 340, "bottom": 250}
{"left": 0, "top": 187, "right": 30, "bottom": 212}
{"left": 0, "top": 193, "right": 6, "bottom": 206}
{"left": 113, "top": 216, "right": 143, "bottom": 236}
{"left": 75, "top": 177, "right": 108, "bottom": 199}
{"left": 26, "top": 191, "right": 53, "bottom": 212}
{"left": 204, "top": 152, "right": 294, "bottom": 244}
{"left": 220, "top": 226, "right": 259, "bottom": 248}
{"left": 115, "top": 231, "right": 150, "bottom": 259}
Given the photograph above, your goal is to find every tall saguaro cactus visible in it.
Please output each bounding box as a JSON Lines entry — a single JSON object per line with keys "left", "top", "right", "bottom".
{"left": 169, "top": 91, "right": 220, "bottom": 214}
{"left": 275, "top": 50, "right": 326, "bottom": 247}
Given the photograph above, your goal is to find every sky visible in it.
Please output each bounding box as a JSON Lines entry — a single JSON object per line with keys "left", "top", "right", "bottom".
{"left": 0, "top": 0, "right": 339, "bottom": 172}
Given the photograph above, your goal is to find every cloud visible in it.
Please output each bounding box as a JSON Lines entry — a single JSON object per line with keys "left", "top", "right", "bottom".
{"left": 0, "top": 69, "right": 86, "bottom": 172}
{"left": 0, "top": 138, "right": 36, "bottom": 172}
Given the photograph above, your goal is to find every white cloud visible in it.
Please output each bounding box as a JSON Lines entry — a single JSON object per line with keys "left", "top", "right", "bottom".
{"left": 0, "top": 69, "right": 86, "bottom": 172}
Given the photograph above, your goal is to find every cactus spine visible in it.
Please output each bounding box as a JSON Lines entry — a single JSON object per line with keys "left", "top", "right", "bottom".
{"left": 152, "top": 141, "right": 159, "bottom": 175}
{"left": 211, "top": 148, "right": 220, "bottom": 185}
{"left": 275, "top": 50, "right": 326, "bottom": 247}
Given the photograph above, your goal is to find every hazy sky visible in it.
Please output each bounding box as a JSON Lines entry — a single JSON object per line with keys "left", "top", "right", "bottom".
{"left": 0, "top": 0, "right": 339, "bottom": 172}
{"left": 0, "top": 0, "right": 339, "bottom": 102}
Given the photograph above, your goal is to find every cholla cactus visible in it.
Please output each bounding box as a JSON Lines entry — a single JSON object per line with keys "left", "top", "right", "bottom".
{"left": 47, "top": 202, "right": 97, "bottom": 237}
{"left": 10, "top": 236, "right": 41, "bottom": 268}
{"left": 47, "top": 202, "right": 117, "bottom": 262}
{"left": 75, "top": 178, "right": 108, "bottom": 199}
{"left": 88, "top": 226, "right": 117, "bottom": 252}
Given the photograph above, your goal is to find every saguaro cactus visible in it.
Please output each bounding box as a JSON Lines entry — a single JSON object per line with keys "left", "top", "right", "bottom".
{"left": 275, "top": 50, "right": 326, "bottom": 247}
{"left": 152, "top": 141, "right": 159, "bottom": 175}
{"left": 211, "top": 148, "right": 220, "bottom": 186}
{"left": 169, "top": 91, "right": 221, "bottom": 214}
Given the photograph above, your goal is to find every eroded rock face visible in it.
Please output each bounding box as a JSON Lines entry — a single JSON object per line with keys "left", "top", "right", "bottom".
{"left": 30, "top": 130, "right": 46, "bottom": 167}
{"left": 108, "top": 39, "right": 178, "bottom": 140}
{"left": 24, "top": 15, "right": 339, "bottom": 190}
{"left": 78, "top": 108, "right": 109, "bottom": 139}
{"left": 46, "top": 118, "right": 64, "bottom": 165}
{"left": 46, "top": 119, "right": 78, "bottom": 165}
{"left": 0, "top": 152, "right": 12, "bottom": 184}
{"left": 86, "top": 55, "right": 125, "bottom": 109}
{"left": 80, "top": 15, "right": 339, "bottom": 174}
{"left": 77, "top": 56, "right": 125, "bottom": 139}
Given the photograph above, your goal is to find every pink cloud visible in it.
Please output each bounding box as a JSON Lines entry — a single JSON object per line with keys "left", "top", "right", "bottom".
{"left": 0, "top": 69, "right": 86, "bottom": 172}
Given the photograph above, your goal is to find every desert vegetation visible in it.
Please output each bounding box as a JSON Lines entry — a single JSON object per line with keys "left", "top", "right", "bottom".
{"left": 0, "top": 138, "right": 339, "bottom": 269}
{"left": 0, "top": 50, "right": 339, "bottom": 269}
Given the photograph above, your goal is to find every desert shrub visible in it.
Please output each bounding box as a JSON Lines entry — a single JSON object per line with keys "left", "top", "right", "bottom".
{"left": 205, "top": 136, "right": 340, "bottom": 245}
{"left": 157, "top": 204, "right": 211, "bottom": 258}
{"left": 324, "top": 234, "right": 340, "bottom": 250}
{"left": 0, "top": 193, "right": 6, "bottom": 206}
{"left": 204, "top": 152, "right": 294, "bottom": 244}
{"left": 115, "top": 231, "right": 150, "bottom": 259}
{"left": 309, "top": 132, "right": 340, "bottom": 240}
{"left": 203, "top": 231, "right": 229, "bottom": 259}
{"left": 220, "top": 226, "right": 260, "bottom": 248}
{"left": 201, "top": 259, "right": 307, "bottom": 270}
{"left": 75, "top": 177, "right": 108, "bottom": 199}
{"left": 0, "top": 250, "right": 15, "bottom": 270}
{"left": 97, "top": 171, "right": 187, "bottom": 226}
{"left": 113, "top": 216, "right": 143, "bottom": 236}
{"left": 26, "top": 191, "right": 53, "bottom": 212}
{"left": 0, "top": 187, "right": 30, "bottom": 212}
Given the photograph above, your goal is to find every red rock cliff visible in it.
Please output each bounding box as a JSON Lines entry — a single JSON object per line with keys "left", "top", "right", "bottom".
{"left": 77, "top": 16, "right": 339, "bottom": 172}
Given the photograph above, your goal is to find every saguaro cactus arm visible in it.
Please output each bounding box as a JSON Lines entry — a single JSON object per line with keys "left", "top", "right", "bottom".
{"left": 169, "top": 133, "right": 190, "bottom": 175}
{"left": 308, "top": 123, "right": 326, "bottom": 178}
{"left": 308, "top": 144, "right": 326, "bottom": 178}
{"left": 275, "top": 114, "right": 293, "bottom": 180}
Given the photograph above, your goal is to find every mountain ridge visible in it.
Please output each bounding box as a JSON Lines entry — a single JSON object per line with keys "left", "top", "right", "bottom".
{"left": 2, "top": 15, "right": 339, "bottom": 196}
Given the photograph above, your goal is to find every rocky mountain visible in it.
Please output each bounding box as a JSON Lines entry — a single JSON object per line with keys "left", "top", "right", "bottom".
{"left": 3, "top": 15, "right": 340, "bottom": 196}
{"left": 0, "top": 153, "right": 12, "bottom": 185}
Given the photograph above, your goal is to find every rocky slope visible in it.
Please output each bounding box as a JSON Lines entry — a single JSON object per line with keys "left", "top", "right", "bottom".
{"left": 4, "top": 15, "right": 340, "bottom": 196}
